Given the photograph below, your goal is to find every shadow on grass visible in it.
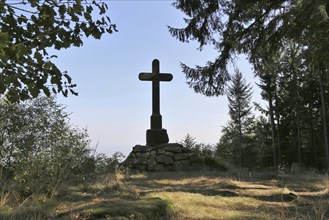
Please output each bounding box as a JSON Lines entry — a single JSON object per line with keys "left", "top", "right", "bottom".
{"left": 125, "top": 171, "right": 325, "bottom": 203}
{"left": 0, "top": 200, "right": 57, "bottom": 220}
{"left": 135, "top": 170, "right": 277, "bottom": 182}
{"left": 55, "top": 197, "right": 173, "bottom": 220}
{"left": 122, "top": 171, "right": 329, "bottom": 219}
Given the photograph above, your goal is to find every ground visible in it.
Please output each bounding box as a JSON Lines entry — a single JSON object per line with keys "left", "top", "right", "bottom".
{"left": 1, "top": 170, "right": 328, "bottom": 219}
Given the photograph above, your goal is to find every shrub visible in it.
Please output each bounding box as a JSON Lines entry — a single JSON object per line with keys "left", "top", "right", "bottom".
{"left": 0, "top": 97, "right": 92, "bottom": 198}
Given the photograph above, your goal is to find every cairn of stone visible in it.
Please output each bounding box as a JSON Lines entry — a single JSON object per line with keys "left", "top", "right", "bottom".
{"left": 121, "top": 59, "right": 204, "bottom": 172}
{"left": 121, "top": 143, "right": 204, "bottom": 172}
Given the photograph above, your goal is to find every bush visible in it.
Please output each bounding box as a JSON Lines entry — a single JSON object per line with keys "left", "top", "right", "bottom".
{"left": 0, "top": 97, "right": 92, "bottom": 198}
{"left": 180, "top": 134, "right": 227, "bottom": 170}
{"left": 94, "top": 152, "right": 125, "bottom": 174}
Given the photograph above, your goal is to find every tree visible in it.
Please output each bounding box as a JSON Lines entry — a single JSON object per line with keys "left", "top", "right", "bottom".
{"left": 222, "top": 69, "right": 254, "bottom": 167}
{"left": 227, "top": 70, "right": 254, "bottom": 135}
{"left": 216, "top": 121, "right": 236, "bottom": 163}
{"left": 0, "top": 96, "right": 92, "bottom": 196}
{"left": 0, "top": 0, "right": 117, "bottom": 102}
{"left": 254, "top": 40, "right": 329, "bottom": 170}
{"left": 255, "top": 52, "right": 282, "bottom": 170}
{"left": 170, "top": 0, "right": 329, "bottom": 170}
{"left": 169, "top": 0, "right": 329, "bottom": 96}
{"left": 180, "top": 133, "right": 197, "bottom": 150}
{"left": 251, "top": 116, "right": 272, "bottom": 168}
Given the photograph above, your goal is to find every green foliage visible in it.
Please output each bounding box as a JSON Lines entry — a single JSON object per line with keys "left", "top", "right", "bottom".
{"left": 180, "top": 134, "right": 227, "bottom": 170}
{"left": 179, "top": 133, "right": 197, "bottom": 150}
{"left": 172, "top": 0, "right": 329, "bottom": 171}
{"left": 254, "top": 40, "right": 329, "bottom": 170}
{"left": 250, "top": 117, "right": 273, "bottom": 168}
{"left": 0, "top": 0, "right": 117, "bottom": 102}
{"left": 0, "top": 96, "right": 92, "bottom": 197}
{"left": 217, "top": 69, "right": 254, "bottom": 167}
{"left": 0, "top": 96, "right": 127, "bottom": 210}
{"left": 169, "top": 0, "right": 329, "bottom": 96}
{"left": 94, "top": 152, "right": 125, "bottom": 174}
{"left": 227, "top": 69, "right": 254, "bottom": 135}
{"left": 217, "top": 116, "right": 273, "bottom": 169}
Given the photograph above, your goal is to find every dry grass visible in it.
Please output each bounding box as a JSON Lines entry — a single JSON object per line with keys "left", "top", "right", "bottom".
{"left": 125, "top": 171, "right": 329, "bottom": 220}
{"left": 1, "top": 171, "right": 328, "bottom": 219}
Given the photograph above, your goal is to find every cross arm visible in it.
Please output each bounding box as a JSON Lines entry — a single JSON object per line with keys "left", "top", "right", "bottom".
{"left": 139, "top": 72, "right": 173, "bottom": 81}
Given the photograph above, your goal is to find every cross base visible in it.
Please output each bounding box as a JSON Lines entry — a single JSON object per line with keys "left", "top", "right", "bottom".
{"left": 146, "top": 129, "right": 169, "bottom": 146}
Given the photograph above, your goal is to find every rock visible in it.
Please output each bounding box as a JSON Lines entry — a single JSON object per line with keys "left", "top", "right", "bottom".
{"left": 163, "top": 144, "right": 183, "bottom": 153}
{"left": 131, "top": 158, "right": 143, "bottom": 165}
{"left": 189, "top": 154, "right": 201, "bottom": 163}
{"left": 155, "top": 164, "right": 165, "bottom": 171}
{"left": 174, "top": 153, "right": 191, "bottom": 161}
{"left": 164, "top": 151, "right": 175, "bottom": 157}
{"left": 140, "top": 152, "right": 150, "bottom": 158}
{"left": 140, "top": 159, "right": 148, "bottom": 165}
{"left": 174, "top": 160, "right": 190, "bottom": 171}
{"left": 133, "top": 145, "right": 153, "bottom": 153}
{"left": 120, "top": 143, "right": 212, "bottom": 172}
{"left": 148, "top": 161, "right": 156, "bottom": 171}
{"left": 181, "top": 147, "right": 190, "bottom": 153}
{"left": 157, "top": 149, "right": 166, "bottom": 155}
{"left": 156, "top": 155, "right": 174, "bottom": 165}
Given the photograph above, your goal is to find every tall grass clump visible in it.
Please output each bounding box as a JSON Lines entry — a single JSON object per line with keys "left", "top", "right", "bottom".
{"left": 0, "top": 96, "right": 125, "bottom": 218}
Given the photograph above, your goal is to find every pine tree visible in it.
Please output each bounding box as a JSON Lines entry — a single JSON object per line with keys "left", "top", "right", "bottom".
{"left": 226, "top": 69, "right": 254, "bottom": 167}
{"left": 169, "top": 0, "right": 329, "bottom": 97}
{"left": 170, "top": 0, "right": 329, "bottom": 170}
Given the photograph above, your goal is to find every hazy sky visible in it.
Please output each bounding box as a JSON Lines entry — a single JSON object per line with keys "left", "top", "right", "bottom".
{"left": 56, "top": 1, "right": 262, "bottom": 156}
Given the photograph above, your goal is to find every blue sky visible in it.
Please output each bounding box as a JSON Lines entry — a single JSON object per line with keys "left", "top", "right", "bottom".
{"left": 56, "top": 1, "right": 262, "bottom": 156}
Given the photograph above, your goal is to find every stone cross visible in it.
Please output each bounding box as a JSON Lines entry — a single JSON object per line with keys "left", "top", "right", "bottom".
{"left": 139, "top": 59, "right": 173, "bottom": 146}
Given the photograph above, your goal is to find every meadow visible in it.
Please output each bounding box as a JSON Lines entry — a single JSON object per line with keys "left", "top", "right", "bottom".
{"left": 1, "top": 169, "right": 328, "bottom": 219}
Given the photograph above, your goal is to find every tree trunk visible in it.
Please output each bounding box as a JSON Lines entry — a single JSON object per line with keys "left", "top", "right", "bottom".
{"left": 268, "top": 93, "right": 278, "bottom": 171}
{"left": 319, "top": 68, "right": 329, "bottom": 171}
{"left": 274, "top": 93, "right": 281, "bottom": 165}
{"left": 309, "top": 104, "right": 317, "bottom": 168}
{"left": 293, "top": 73, "right": 302, "bottom": 164}
{"left": 238, "top": 108, "right": 243, "bottom": 167}
{"left": 296, "top": 106, "right": 302, "bottom": 164}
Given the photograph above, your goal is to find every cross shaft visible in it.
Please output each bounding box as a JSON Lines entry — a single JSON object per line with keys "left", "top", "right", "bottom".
{"left": 139, "top": 59, "right": 173, "bottom": 129}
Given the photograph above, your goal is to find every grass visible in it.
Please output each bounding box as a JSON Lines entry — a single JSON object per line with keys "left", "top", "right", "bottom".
{"left": 0, "top": 171, "right": 328, "bottom": 219}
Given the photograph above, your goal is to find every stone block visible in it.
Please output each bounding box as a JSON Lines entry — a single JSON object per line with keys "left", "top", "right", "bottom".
{"left": 181, "top": 147, "right": 191, "bottom": 153}
{"left": 155, "top": 164, "right": 165, "bottom": 171}
{"left": 189, "top": 154, "right": 201, "bottom": 163}
{"left": 131, "top": 158, "right": 143, "bottom": 165}
{"left": 140, "top": 152, "right": 150, "bottom": 158}
{"left": 121, "top": 143, "right": 209, "bottom": 172}
{"left": 134, "top": 165, "right": 147, "bottom": 171}
{"left": 156, "top": 155, "right": 174, "bottom": 165}
{"left": 163, "top": 144, "right": 182, "bottom": 153}
{"left": 146, "top": 129, "right": 169, "bottom": 146}
{"left": 157, "top": 149, "right": 165, "bottom": 155}
{"left": 174, "top": 153, "right": 191, "bottom": 161}
{"left": 148, "top": 160, "right": 157, "bottom": 171}
{"left": 174, "top": 160, "right": 190, "bottom": 171}
{"left": 164, "top": 151, "right": 175, "bottom": 158}
{"left": 133, "top": 145, "right": 153, "bottom": 153}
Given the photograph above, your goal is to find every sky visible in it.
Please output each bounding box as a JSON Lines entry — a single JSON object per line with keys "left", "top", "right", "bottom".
{"left": 55, "top": 1, "right": 263, "bottom": 156}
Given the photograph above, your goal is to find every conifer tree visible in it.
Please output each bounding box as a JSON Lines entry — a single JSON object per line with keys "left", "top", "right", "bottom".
{"left": 169, "top": 0, "right": 329, "bottom": 96}
{"left": 225, "top": 69, "right": 254, "bottom": 167}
